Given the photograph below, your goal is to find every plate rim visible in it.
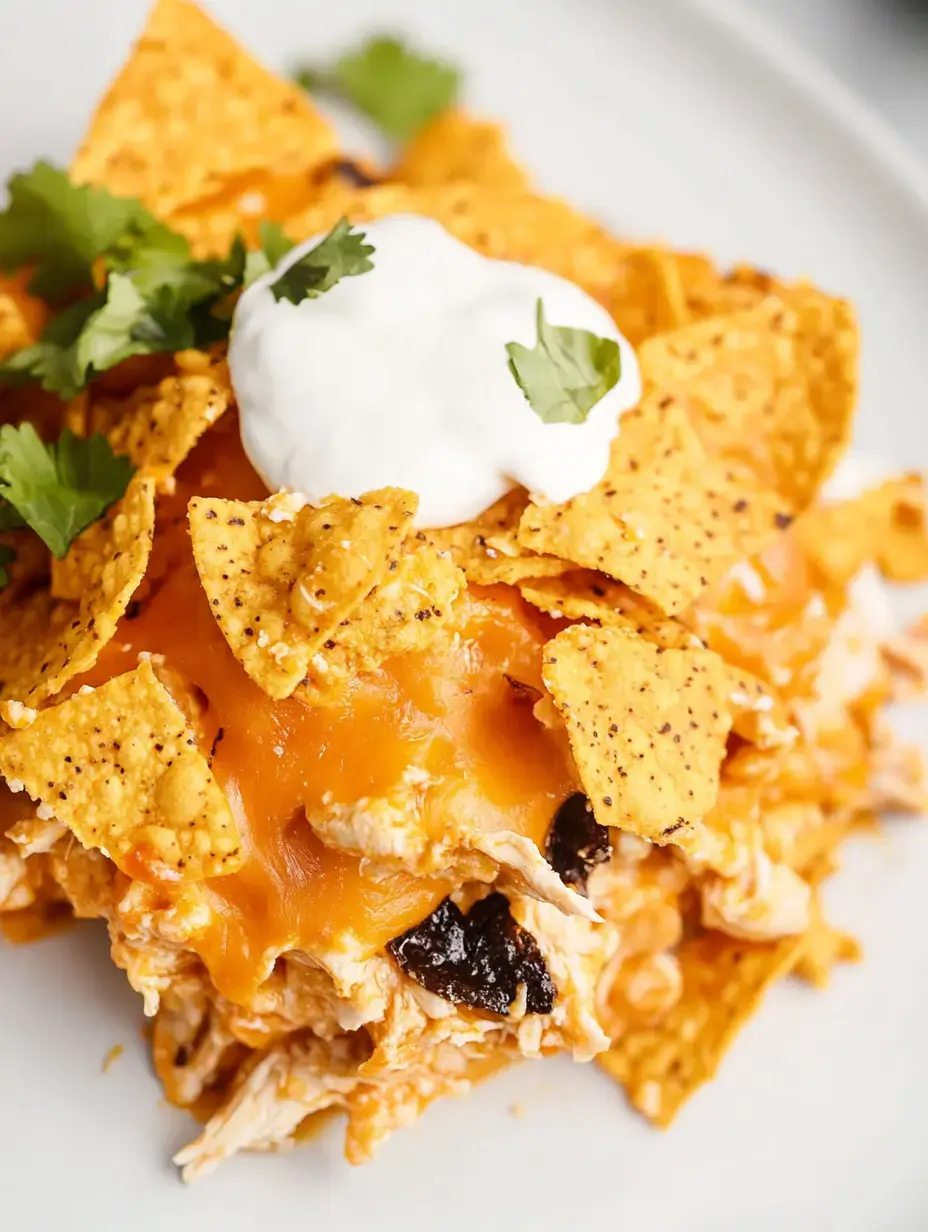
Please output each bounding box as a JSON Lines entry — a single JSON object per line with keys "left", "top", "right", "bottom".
{"left": 692, "top": 0, "right": 928, "bottom": 217}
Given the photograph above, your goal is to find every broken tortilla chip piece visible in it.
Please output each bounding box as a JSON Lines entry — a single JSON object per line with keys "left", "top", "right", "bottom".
{"left": 296, "top": 546, "right": 463, "bottom": 704}
{"left": 420, "top": 489, "right": 569, "bottom": 586}
{"left": 517, "top": 570, "right": 696, "bottom": 650}
{"left": 89, "top": 349, "right": 232, "bottom": 491}
{"left": 0, "top": 476, "right": 155, "bottom": 716}
{"left": 638, "top": 294, "right": 858, "bottom": 509}
{"left": 598, "top": 930, "right": 801, "bottom": 1126}
{"left": 392, "top": 111, "right": 527, "bottom": 190}
{"left": 541, "top": 624, "right": 733, "bottom": 862}
{"left": 0, "top": 660, "right": 240, "bottom": 883}
{"left": 189, "top": 488, "right": 418, "bottom": 699}
{"left": 519, "top": 396, "right": 788, "bottom": 615}
{"left": 70, "top": 0, "right": 337, "bottom": 220}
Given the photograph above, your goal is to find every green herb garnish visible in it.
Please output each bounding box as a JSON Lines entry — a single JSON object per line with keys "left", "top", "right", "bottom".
{"left": 0, "top": 164, "right": 303, "bottom": 397}
{"left": 506, "top": 298, "right": 621, "bottom": 425}
{"left": 295, "top": 36, "right": 459, "bottom": 141}
{"left": 0, "top": 423, "right": 134, "bottom": 559}
{"left": 268, "top": 218, "right": 373, "bottom": 304}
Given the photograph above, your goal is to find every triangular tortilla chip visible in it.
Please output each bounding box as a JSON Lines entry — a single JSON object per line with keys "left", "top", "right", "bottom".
{"left": 638, "top": 293, "right": 857, "bottom": 508}
{"left": 598, "top": 930, "right": 801, "bottom": 1126}
{"left": 70, "top": 0, "right": 337, "bottom": 220}
{"left": 0, "top": 476, "right": 155, "bottom": 715}
{"left": 519, "top": 395, "right": 788, "bottom": 616}
{"left": 0, "top": 660, "right": 239, "bottom": 883}
{"left": 189, "top": 488, "right": 418, "bottom": 699}
{"left": 541, "top": 625, "right": 733, "bottom": 864}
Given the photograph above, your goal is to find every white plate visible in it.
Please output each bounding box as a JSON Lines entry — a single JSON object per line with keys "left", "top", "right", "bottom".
{"left": 2, "top": 2, "right": 928, "bottom": 1229}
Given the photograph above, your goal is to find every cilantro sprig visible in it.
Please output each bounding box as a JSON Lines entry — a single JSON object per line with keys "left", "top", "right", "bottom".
{"left": 295, "top": 36, "right": 459, "bottom": 140}
{"left": 268, "top": 219, "right": 373, "bottom": 304}
{"left": 0, "top": 164, "right": 372, "bottom": 399}
{"left": 506, "top": 299, "right": 621, "bottom": 425}
{"left": 0, "top": 423, "right": 135, "bottom": 560}
{"left": 0, "top": 162, "right": 185, "bottom": 305}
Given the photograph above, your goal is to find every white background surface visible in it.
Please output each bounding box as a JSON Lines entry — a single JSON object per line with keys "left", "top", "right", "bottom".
{"left": 1, "top": 2, "right": 927, "bottom": 1229}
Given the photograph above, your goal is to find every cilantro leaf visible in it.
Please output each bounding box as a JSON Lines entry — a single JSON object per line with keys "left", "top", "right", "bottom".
{"left": 269, "top": 219, "right": 373, "bottom": 304}
{"left": 243, "top": 221, "right": 295, "bottom": 288}
{"left": 0, "top": 543, "right": 15, "bottom": 588}
{"left": 0, "top": 423, "right": 135, "bottom": 558}
{"left": 506, "top": 299, "right": 621, "bottom": 425}
{"left": 0, "top": 161, "right": 177, "bottom": 304}
{"left": 296, "top": 36, "right": 459, "bottom": 140}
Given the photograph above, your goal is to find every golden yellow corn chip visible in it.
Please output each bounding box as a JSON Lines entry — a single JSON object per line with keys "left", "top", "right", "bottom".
{"left": 70, "top": 0, "right": 337, "bottom": 219}
{"left": 673, "top": 255, "right": 771, "bottom": 322}
{"left": 598, "top": 930, "right": 801, "bottom": 1126}
{"left": 541, "top": 624, "right": 733, "bottom": 855}
{"left": 518, "top": 570, "right": 694, "bottom": 649}
{"left": 393, "top": 111, "right": 527, "bottom": 190}
{"left": 420, "top": 489, "right": 569, "bottom": 586}
{"left": 88, "top": 350, "right": 232, "bottom": 491}
{"left": 0, "top": 660, "right": 240, "bottom": 883}
{"left": 297, "top": 547, "right": 463, "bottom": 704}
{"left": 189, "top": 489, "right": 417, "bottom": 699}
{"left": 638, "top": 293, "right": 857, "bottom": 509}
{"left": 519, "top": 396, "right": 788, "bottom": 615}
{"left": 0, "top": 477, "right": 155, "bottom": 715}
{"left": 601, "top": 247, "right": 692, "bottom": 346}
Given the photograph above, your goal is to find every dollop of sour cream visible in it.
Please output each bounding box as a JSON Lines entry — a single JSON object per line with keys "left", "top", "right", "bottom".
{"left": 230, "top": 215, "right": 642, "bottom": 528}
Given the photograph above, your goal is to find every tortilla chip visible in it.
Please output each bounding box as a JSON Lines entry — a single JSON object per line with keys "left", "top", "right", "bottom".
{"left": 518, "top": 570, "right": 695, "bottom": 649}
{"left": 189, "top": 488, "right": 418, "bottom": 699}
{"left": 519, "top": 395, "right": 788, "bottom": 615}
{"left": 283, "top": 182, "right": 684, "bottom": 343}
{"left": 673, "top": 255, "right": 770, "bottom": 322}
{"left": 0, "top": 476, "right": 155, "bottom": 714}
{"left": 541, "top": 624, "right": 733, "bottom": 859}
{"left": 419, "top": 489, "right": 569, "bottom": 586}
{"left": 0, "top": 660, "right": 239, "bottom": 883}
{"left": 89, "top": 349, "right": 232, "bottom": 491}
{"left": 393, "top": 111, "right": 527, "bottom": 190}
{"left": 598, "top": 930, "right": 801, "bottom": 1126}
{"left": 70, "top": 0, "right": 337, "bottom": 219}
{"left": 638, "top": 293, "right": 857, "bottom": 509}
{"left": 601, "top": 247, "right": 692, "bottom": 347}
{"left": 297, "top": 546, "right": 464, "bottom": 703}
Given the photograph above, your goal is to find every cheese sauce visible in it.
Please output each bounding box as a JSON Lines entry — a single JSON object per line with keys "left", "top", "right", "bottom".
{"left": 230, "top": 214, "right": 642, "bottom": 528}
{"left": 80, "top": 420, "right": 577, "bottom": 1002}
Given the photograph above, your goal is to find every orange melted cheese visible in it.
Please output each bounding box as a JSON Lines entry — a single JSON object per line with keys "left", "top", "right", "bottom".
{"left": 81, "top": 418, "right": 576, "bottom": 1002}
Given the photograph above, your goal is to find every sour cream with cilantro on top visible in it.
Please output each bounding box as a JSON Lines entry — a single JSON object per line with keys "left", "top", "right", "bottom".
{"left": 229, "top": 214, "right": 642, "bottom": 528}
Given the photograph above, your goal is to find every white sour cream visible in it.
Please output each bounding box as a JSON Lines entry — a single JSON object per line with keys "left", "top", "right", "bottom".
{"left": 229, "top": 214, "right": 642, "bottom": 528}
